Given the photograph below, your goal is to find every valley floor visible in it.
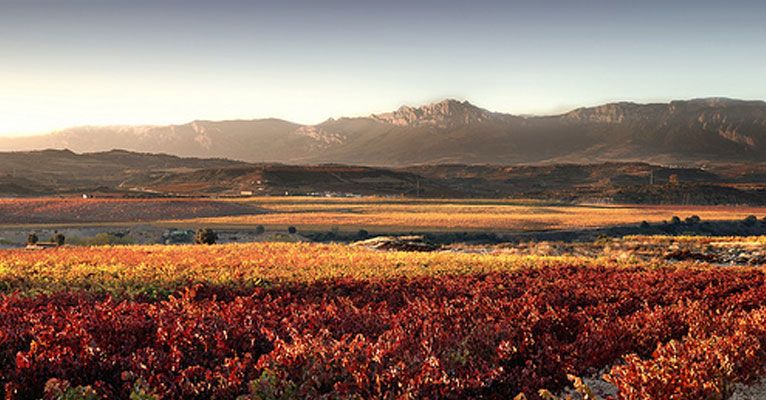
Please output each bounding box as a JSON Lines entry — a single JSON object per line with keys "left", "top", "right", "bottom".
{"left": 3, "top": 197, "right": 766, "bottom": 247}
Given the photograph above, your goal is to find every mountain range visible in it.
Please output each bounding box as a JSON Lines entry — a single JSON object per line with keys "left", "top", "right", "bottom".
{"left": 2, "top": 98, "right": 766, "bottom": 165}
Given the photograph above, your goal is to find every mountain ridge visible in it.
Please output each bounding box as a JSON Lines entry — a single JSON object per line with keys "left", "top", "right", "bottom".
{"left": 2, "top": 97, "right": 766, "bottom": 165}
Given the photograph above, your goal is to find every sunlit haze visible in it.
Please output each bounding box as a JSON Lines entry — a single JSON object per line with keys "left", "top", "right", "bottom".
{"left": 1, "top": 0, "right": 765, "bottom": 136}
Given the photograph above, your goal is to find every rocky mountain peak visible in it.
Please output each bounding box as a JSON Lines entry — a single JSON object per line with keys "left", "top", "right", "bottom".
{"left": 371, "top": 99, "right": 493, "bottom": 127}
{"left": 675, "top": 97, "right": 761, "bottom": 108}
{"left": 562, "top": 102, "right": 654, "bottom": 124}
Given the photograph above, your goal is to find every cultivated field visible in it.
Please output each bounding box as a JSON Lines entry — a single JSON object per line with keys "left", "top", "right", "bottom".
{"left": 186, "top": 197, "right": 766, "bottom": 232}
{"left": 4, "top": 197, "right": 766, "bottom": 234}
{"left": 0, "top": 198, "right": 261, "bottom": 225}
{"left": 3, "top": 240, "right": 766, "bottom": 399}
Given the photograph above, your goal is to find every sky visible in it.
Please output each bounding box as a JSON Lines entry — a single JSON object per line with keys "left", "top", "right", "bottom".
{"left": 1, "top": 0, "right": 765, "bottom": 136}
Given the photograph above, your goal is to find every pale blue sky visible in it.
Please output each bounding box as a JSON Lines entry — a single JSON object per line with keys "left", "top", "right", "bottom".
{"left": 1, "top": 0, "right": 765, "bottom": 135}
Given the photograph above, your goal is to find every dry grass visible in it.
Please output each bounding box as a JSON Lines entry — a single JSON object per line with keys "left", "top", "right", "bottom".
{"left": 171, "top": 197, "right": 766, "bottom": 232}
{"left": 3, "top": 196, "right": 764, "bottom": 233}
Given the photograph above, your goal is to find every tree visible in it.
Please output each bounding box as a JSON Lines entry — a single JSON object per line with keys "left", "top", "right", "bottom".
{"left": 27, "top": 233, "right": 39, "bottom": 245}
{"left": 255, "top": 225, "right": 265, "bottom": 235}
{"left": 51, "top": 233, "right": 66, "bottom": 246}
{"left": 288, "top": 226, "right": 297, "bottom": 234}
{"left": 195, "top": 228, "right": 218, "bottom": 245}
{"left": 743, "top": 215, "right": 758, "bottom": 227}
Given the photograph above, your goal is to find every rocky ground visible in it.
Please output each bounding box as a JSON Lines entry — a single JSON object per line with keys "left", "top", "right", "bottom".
{"left": 729, "top": 377, "right": 766, "bottom": 400}
{"left": 448, "top": 236, "right": 766, "bottom": 266}
{"left": 351, "top": 235, "right": 439, "bottom": 252}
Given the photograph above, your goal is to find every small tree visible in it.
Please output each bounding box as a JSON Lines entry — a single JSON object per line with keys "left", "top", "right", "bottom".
{"left": 27, "top": 233, "right": 39, "bottom": 245}
{"left": 195, "top": 228, "right": 218, "bottom": 245}
{"left": 287, "top": 226, "right": 297, "bottom": 234}
{"left": 743, "top": 215, "right": 758, "bottom": 227}
{"left": 51, "top": 233, "right": 66, "bottom": 246}
{"left": 357, "top": 229, "right": 370, "bottom": 239}
{"left": 255, "top": 225, "right": 265, "bottom": 235}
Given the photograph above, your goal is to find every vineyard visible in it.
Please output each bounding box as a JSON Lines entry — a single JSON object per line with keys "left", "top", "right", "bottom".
{"left": 3, "top": 197, "right": 766, "bottom": 233}
{"left": 0, "top": 198, "right": 261, "bottom": 225}
{"left": 179, "top": 198, "right": 766, "bottom": 232}
{"left": 2, "top": 242, "right": 766, "bottom": 399}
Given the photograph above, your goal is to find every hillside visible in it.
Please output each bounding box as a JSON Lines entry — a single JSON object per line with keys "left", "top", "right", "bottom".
{"left": 0, "top": 149, "right": 460, "bottom": 198}
{"left": 3, "top": 149, "right": 766, "bottom": 204}
{"left": 403, "top": 163, "right": 766, "bottom": 204}
{"left": 122, "top": 164, "right": 461, "bottom": 197}
{"left": 0, "top": 149, "right": 244, "bottom": 195}
{"left": 2, "top": 98, "right": 766, "bottom": 165}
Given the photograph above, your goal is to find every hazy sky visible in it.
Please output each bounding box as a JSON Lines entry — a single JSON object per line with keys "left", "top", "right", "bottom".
{"left": 1, "top": 0, "right": 765, "bottom": 136}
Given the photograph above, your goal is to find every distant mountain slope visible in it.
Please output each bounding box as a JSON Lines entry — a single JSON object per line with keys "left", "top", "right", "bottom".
{"left": 2, "top": 98, "right": 766, "bottom": 165}
{"left": 0, "top": 119, "right": 317, "bottom": 162}
{"left": 3, "top": 149, "right": 766, "bottom": 204}
{"left": 0, "top": 149, "right": 460, "bottom": 198}
{"left": 0, "top": 149, "right": 244, "bottom": 195}
{"left": 124, "top": 164, "right": 462, "bottom": 197}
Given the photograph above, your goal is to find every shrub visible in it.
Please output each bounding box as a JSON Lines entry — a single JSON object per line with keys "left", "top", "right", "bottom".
{"left": 255, "top": 225, "right": 265, "bottom": 235}
{"left": 685, "top": 215, "right": 701, "bottom": 225}
{"left": 163, "top": 229, "right": 193, "bottom": 245}
{"left": 194, "top": 228, "right": 218, "bottom": 245}
{"left": 27, "top": 233, "right": 38, "bottom": 245}
{"left": 594, "top": 234, "right": 611, "bottom": 246}
{"left": 670, "top": 216, "right": 682, "bottom": 225}
{"left": 287, "top": 226, "right": 297, "bottom": 234}
{"left": 44, "top": 379, "right": 99, "bottom": 400}
{"left": 357, "top": 229, "right": 370, "bottom": 239}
